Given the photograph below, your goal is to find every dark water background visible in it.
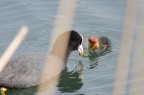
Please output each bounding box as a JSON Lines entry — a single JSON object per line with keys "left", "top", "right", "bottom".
{"left": 0, "top": 0, "right": 126, "bottom": 95}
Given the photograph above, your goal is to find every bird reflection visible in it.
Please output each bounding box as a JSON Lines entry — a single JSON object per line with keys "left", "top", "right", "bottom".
{"left": 57, "top": 62, "right": 83, "bottom": 93}
{"left": 87, "top": 48, "right": 111, "bottom": 60}
{"left": 83, "top": 49, "right": 112, "bottom": 69}
{"left": 6, "top": 63, "right": 83, "bottom": 95}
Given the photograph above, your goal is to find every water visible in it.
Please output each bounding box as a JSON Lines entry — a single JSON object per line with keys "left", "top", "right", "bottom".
{"left": 0, "top": 0, "right": 126, "bottom": 95}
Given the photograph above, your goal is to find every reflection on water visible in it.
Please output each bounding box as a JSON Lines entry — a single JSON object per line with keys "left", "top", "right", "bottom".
{"left": 6, "top": 63, "right": 83, "bottom": 95}
{"left": 58, "top": 65, "right": 83, "bottom": 93}
{"left": 82, "top": 48, "right": 112, "bottom": 69}
{"left": 84, "top": 47, "right": 111, "bottom": 60}
{"left": 0, "top": 0, "right": 126, "bottom": 94}
{"left": 6, "top": 86, "right": 37, "bottom": 95}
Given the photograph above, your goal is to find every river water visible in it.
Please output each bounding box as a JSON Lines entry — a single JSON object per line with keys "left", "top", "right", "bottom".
{"left": 0, "top": 0, "right": 126, "bottom": 95}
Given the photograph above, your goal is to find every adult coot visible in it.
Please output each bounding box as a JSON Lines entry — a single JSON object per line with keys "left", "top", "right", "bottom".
{"left": 0, "top": 30, "right": 84, "bottom": 88}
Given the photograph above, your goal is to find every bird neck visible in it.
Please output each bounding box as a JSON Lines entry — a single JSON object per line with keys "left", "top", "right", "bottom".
{"left": 50, "top": 32, "right": 71, "bottom": 64}
{"left": 51, "top": 47, "right": 71, "bottom": 64}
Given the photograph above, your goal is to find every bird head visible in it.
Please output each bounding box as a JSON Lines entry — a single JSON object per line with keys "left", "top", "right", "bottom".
{"left": 51, "top": 30, "right": 84, "bottom": 58}
{"left": 88, "top": 35, "right": 99, "bottom": 51}
{"left": 68, "top": 30, "right": 84, "bottom": 55}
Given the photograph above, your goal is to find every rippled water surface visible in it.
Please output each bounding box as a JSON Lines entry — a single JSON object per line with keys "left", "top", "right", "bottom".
{"left": 0, "top": 0, "right": 126, "bottom": 95}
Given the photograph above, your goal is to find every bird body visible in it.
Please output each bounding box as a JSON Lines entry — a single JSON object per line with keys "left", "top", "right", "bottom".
{"left": 0, "top": 30, "right": 84, "bottom": 88}
{"left": 0, "top": 53, "right": 47, "bottom": 88}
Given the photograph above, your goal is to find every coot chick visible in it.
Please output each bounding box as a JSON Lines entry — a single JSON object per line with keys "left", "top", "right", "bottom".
{"left": 88, "top": 35, "right": 110, "bottom": 52}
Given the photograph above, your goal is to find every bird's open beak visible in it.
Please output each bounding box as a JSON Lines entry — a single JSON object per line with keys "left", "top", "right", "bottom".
{"left": 78, "top": 44, "right": 84, "bottom": 56}
{"left": 89, "top": 42, "right": 99, "bottom": 51}
{"left": 94, "top": 42, "right": 99, "bottom": 49}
